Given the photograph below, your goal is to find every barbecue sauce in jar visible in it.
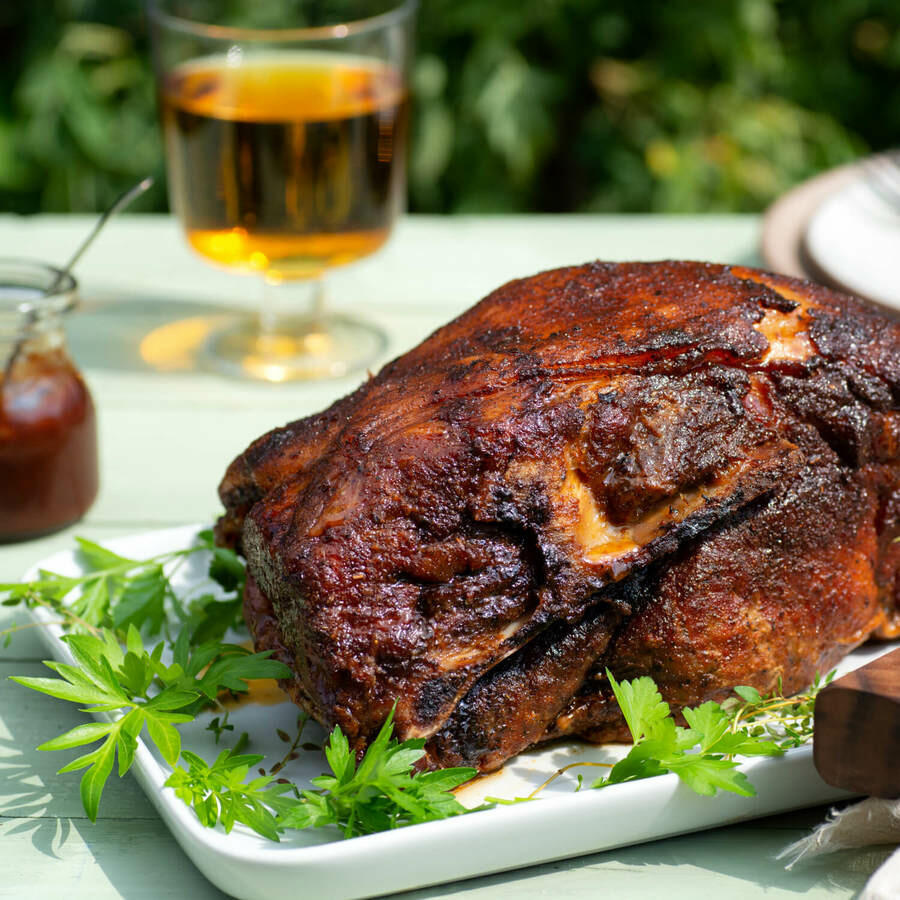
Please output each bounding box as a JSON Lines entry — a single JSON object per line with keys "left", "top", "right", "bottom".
{"left": 0, "top": 262, "right": 98, "bottom": 542}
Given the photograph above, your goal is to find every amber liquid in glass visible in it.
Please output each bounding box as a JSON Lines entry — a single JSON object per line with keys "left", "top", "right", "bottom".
{"left": 161, "top": 53, "right": 408, "bottom": 278}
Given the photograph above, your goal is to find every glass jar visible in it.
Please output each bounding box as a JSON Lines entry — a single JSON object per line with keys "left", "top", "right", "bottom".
{"left": 0, "top": 260, "right": 98, "bottom": 542}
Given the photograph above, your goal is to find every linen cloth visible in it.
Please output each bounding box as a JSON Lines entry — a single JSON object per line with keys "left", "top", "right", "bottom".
{"left": 780, "top": 798, "right": 900, "bottom": 898}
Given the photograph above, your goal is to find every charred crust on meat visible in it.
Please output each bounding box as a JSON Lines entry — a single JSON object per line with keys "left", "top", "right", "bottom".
{"left": 217, "top": 260, "right": 900, "bottom": 771}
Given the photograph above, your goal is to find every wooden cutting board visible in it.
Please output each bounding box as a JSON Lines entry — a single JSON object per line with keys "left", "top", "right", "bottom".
{"left": 814, "top": 647, "right": 900, "bottom": 798}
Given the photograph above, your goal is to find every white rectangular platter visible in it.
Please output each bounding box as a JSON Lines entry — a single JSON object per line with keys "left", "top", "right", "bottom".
{"left": 24, "top": 524, "right": 880, "bottom": 900}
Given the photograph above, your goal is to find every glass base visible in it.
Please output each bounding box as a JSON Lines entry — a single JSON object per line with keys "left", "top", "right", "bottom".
{"left": 202, "top": 312, "right": 386, "bottom": 381}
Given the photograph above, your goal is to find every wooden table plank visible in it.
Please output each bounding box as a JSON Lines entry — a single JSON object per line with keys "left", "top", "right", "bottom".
{"left": 1, "top": 810, "right": 878, "bottom": 900}
{"left": 399, "top": 824, "right": 883, "bottom": 899}
{"left": 0, "top": 818, "right": 229, "bottom": 900}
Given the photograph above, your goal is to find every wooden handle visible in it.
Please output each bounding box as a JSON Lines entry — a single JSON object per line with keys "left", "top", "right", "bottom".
{"left": 813, "top": 647, "right": 900, "bottom": 798}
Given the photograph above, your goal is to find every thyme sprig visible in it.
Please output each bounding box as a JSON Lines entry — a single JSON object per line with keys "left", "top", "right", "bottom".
{"left": 721, "top": 673, "right": 834, "bottom": 750}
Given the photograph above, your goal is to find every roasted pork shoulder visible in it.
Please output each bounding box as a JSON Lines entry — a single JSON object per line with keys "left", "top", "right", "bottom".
{"left": 217, "top": 261, "right": 900, "bottom": 772}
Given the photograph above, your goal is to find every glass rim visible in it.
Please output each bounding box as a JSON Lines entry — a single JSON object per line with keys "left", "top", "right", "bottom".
{"left": 146, "top": 0, "right": 417, "bottom": 42}
{"left": 0, "top": 258, "right": 77, "bottom": 319}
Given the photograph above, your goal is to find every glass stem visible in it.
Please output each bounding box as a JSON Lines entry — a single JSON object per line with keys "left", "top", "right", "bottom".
{"left": 259, "top": 273, "right": 325, "bottom": 344}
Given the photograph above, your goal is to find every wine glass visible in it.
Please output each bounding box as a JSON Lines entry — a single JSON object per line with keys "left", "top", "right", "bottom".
{"left": 148, "top": 0, "right": 415, "bottom": 381}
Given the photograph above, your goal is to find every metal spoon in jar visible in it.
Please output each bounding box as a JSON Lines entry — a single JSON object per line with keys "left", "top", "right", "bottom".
{"left": 4, "top": 175, "right": 155, "bottom": 379}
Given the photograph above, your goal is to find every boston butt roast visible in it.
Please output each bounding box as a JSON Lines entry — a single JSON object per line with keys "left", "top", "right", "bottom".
{"left": 215, "top": 260, "right": 900, "bottom": 772}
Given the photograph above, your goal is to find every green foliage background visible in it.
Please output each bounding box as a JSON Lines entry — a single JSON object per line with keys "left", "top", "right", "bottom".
{"left": 0, "top": 0, "right": 897, "bottom": 214}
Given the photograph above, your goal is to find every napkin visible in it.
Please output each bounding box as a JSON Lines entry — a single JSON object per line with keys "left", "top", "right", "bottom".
{"left": 780, "top": 798, "right": 900, "bottom": 898}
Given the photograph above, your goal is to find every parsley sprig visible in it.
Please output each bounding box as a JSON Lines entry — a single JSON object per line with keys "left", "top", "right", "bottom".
{"left": 529, "top": 670, "right": 830, "bottom": 801}
{"left": 166, "top": 748, "right": 298, "bottom": 842}
{"left": 594, "top": 671, "right": 782, "bottom": 797}
{"left": 280, "top": 709, "right": 474, "bottom": 837}
{"left": 163, "top": 710, "right": 475, "bottom": 841}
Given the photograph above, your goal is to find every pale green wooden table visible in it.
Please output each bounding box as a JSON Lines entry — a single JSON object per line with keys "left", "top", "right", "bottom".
{"left": 0, "top": 214, "right": 884, "bottom": 899}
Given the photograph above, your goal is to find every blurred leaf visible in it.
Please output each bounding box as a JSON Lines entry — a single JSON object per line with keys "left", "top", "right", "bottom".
{"left": 0, "top": 0, "right": 896, "bottom": 214}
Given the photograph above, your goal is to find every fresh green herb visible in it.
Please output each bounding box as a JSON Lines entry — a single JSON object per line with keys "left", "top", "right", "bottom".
{"left": 720, "top": 672, "right": 834, "bottom": 750}
{"left": 10, "top": 624, "right": 289, "bottom": 819}
{"left": 268, "top": 713, "right": 310, "bottom": 776}
{"left": 530, "top": 670, "right": 829, "bottom": 801}
{"left": 206, "top": 714, "right": 234, "bottom": 744}
{"left": 232, "top": 731, "right": 250, "bottom": 755}
{"left": 593, "top": 671, "right": 783, "bottom": 796}
{"left": 182, "top": 531, "right": 246, "bottom": 643}
{"left": 278, "top": 709, "right": 476, "bottom": 838}
{"left": 0, "top": 530, "right": 244, "bottom": 644}
{"left": 164, "top": 710, "right": 476, "bottom": 841}
{"left": 165, "top": 748, "right": 298, "bottom": 842}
